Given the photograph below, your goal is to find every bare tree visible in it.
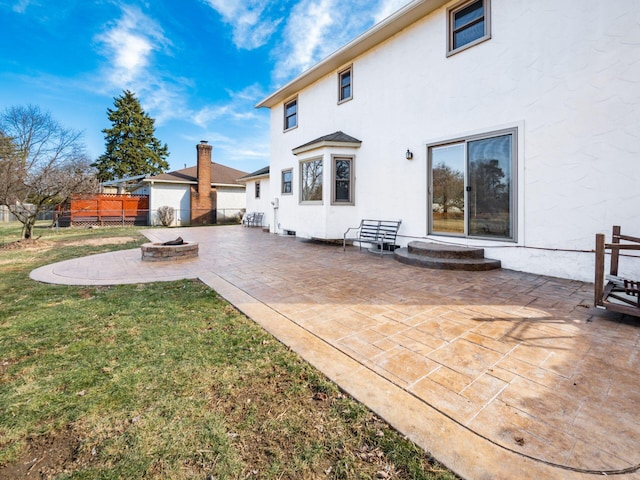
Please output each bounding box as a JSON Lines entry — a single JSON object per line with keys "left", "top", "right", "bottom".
{"left": 0, "top": 105, "right": 98, "bottom": 239}
{"left": 301, "top": 159, "right": 323, "bottom": 201}
{"left": 432, "top": 162, "right": 464, "bottom": 214}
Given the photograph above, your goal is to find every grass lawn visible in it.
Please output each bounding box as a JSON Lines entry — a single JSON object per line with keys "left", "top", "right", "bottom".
{"left": 0, "top": 222, "right": 458, "bottom": 479}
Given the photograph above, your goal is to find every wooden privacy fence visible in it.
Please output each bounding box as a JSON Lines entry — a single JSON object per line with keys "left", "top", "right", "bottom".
{"left": 57, "top": 194, "right": 149, "bottom": 226}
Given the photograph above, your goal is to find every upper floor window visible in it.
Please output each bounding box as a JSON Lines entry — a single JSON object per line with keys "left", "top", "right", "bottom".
{"left": 255, "top": 181, "right": 261, "bottom": 198}
{"left": 300, "top": 158, "right": 322, "bottom": 203}
{"left": 447, "top": 0, "right": 490, "bottom": 56}
{"left": 281, "top": 169, "right": 292, "bottom": 194}
{"left": 284, "top": 97, "right": 297, "bottom": 131}
{"left": 338, "top": 66, "right": 352, "bottom": 103}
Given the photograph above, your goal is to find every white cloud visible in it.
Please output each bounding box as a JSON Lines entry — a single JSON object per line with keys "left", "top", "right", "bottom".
{"left": 93, "top": 5, "right": 191, "bottom": 126}
{"left": 181, "top": 127, "right": 270, "bottom": 164}
{"left": 11, "top": 0, "right": 32, "bottom": 13}
{"left": 203, "top": 0, "right": 282, "bottom": 50}
{"left": 187, "top": 83, "right": 270, "bottom": 166}
{"left": 202, "top": 0, "right": 413, "bottom": 86}
{"left": 270, "top": 0, "right": 415, "bottom": 84}
{"left": 273, "top": 0, "right": 395, "bottom": 83}
{"left": 139, "top": 81, "right": 190, "bottom": 125}
{"left": 95, "top": 5, "right": 170, "bottom": 85}
{"left": 274, "top": 0, "right": 335, "bottom": 80}
{"left": 373, "top": 0, "right": 412, "bottom": 23}
{"left": 193, "top": 84, "right": 266, "bottom": 128}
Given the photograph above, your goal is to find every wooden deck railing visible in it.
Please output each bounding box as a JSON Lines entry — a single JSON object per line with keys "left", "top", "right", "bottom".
{"left": 594, "top": 225, "right": 640, "bottom": 317}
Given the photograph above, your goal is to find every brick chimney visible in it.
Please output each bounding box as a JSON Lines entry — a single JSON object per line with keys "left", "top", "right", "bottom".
{"left": 190, "top": 140, "right": 216, "bottom": 224}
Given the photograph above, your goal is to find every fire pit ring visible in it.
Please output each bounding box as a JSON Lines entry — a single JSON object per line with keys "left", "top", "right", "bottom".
{"left": 141, "top": 241, "right": 199, "bottom": 262}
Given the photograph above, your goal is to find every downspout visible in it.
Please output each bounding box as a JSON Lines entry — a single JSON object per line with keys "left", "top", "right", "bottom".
{"left": 148, "top": 180, "right": 154, "bottom": 226}
{"left": 272, "top": 196, "right": 279, "bottom": 234}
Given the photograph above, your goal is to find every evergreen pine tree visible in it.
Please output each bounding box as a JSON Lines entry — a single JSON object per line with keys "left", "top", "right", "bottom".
{"left": 94, "top": 90, "right": 169, "bottom": 181}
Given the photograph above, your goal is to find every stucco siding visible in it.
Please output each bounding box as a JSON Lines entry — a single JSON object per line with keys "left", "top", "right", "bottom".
{"left": 244, "top": 178, "right": 272, "bottom": 228}
{"left": 265, "top": 0, "right": 640, "bottom": 281}
{"left": 216, "top": 186, "right": 247, "bottom": 223}
{"left": 149, "top": 184, "right": 190, "bottom": 226}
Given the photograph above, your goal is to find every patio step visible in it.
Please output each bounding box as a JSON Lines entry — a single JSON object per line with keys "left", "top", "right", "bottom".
{"left": 394, "top": 241, "right": 501, "bottom": 271}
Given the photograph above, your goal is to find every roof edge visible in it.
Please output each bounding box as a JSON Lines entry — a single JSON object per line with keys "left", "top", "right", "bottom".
{"left": 142, "top": 178, "right": 197, "bottom": 185}
{"left": 255, "top": 0, "right": 448, "bottom": 109}
{"left": 214, "top": 183, "right": 246, "bottom": 188}
{"left": 238, "top": 173, "right": 270, "bottom": 182}
{"left": 293, "top": 140, "right": 362, "bottom": 156}
{"left": 100, "top": 174, "right": 149, "bottom": 186}
{"left": 142, "top": 179, "right": 245, "bottom": 188}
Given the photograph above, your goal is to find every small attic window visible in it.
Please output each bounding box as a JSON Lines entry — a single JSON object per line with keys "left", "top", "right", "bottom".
{"left": 338, "top": 66, "right": 352, "bottom": 103}
{"left": 284, "top": 97, "right": 298, "bottom": 131}
{"left": 447, "top": 0, "right": 491, "bottom": 56}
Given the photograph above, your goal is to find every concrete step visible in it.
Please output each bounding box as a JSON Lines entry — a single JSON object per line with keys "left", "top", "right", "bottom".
{"left": 407, "top": 241, "right": 485, "bottom": 259}
{"left": 394, "top": 242, "right": 501, "bottom": 271}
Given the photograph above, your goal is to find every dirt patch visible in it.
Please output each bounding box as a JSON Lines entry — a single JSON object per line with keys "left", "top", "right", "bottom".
{"left": 0, "top": 237, "right": 137, "bottom": 252}
{"left": 64, "top": 237, "right": 137, "bottom": 247}
{"left": 0, "top": 426, "right": 89, "bottom": 479}
{"left": 0, "top": 239, "right": 53, "bottom": 251}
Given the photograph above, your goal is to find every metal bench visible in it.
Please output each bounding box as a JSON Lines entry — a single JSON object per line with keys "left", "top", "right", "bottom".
{"left": 343, "top": 219, "right": 402, "bottom": 256}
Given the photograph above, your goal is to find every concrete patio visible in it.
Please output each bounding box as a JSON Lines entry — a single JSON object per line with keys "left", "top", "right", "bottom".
{"left": 31, "top": 225, "right": 640, "bottom": 480}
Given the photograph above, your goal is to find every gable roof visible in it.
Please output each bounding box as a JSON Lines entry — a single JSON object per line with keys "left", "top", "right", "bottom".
{"left": 144, "top": 162, "right": 249, "bottom": 187}
{"left": 238, "top": 165, "right": 270, "bottom": 181}
{"left": 256, "top": 0, "right": 448, "bottom": 109}
{"left": 292, "top": 131, "right": 362, "bottom": 155}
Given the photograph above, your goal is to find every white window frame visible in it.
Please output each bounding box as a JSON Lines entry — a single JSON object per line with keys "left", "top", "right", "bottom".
{"left": 446, "top": 0, "right": 491, "bottom": 57}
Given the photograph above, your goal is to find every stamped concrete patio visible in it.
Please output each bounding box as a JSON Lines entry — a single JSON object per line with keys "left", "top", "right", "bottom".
{"left": 31, "top": 226, "right": 640, "bottom": 480}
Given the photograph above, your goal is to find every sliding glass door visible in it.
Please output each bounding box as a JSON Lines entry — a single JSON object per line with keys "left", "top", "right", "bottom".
{"left": 431, "top": 143, "right": 465, "bottom": 234}
{"left": 429, "top": 129, "right": 516, "bottom": 240}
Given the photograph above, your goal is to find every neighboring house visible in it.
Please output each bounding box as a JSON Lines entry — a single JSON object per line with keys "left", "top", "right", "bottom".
{"left": 238, "top": 166, "right": 271, "bottom": 227}
{"left": 100, "top": 175, "right": 149, "bottom": 195}
{"left": 141, "top": 141, "right": 248, "bottom": 226}
{"left": 256, "top": 0, "right": 640, "bottom": 281}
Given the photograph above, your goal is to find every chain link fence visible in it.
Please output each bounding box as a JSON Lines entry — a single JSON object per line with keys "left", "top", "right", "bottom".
{"left": 0, "top": 206, "right": 245, "bottom": 227}
{"left": 0, "top": 205, "right": 54, "bottom": 222}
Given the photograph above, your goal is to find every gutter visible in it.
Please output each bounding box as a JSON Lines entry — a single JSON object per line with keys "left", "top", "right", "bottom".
{"left": 142, "top": 179, "right": 245, "bottom": 188}
{"left": 237, "top": 174, "right": 270, "bottom": 183}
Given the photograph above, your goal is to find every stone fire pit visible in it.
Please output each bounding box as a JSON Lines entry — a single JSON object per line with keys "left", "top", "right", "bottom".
{"left": 141, "top": 239, "right": 199, "bottom": 262}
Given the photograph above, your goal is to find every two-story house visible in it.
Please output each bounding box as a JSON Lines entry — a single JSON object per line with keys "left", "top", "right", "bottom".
{"left": 255, "top": 0, "right": 640, "bottom": 281}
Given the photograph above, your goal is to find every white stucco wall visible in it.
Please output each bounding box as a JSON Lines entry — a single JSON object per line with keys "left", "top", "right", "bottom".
{"left": 243, "top": 178, "right": 272, "bottom": 228}
{"left": 148, "top": 183, "right": 190, "bottom": 226}
{"left": 216, "top": 186, "right": 247, "bottom": 223}
{"left": 265, "top": 0, "right": 640, "bottom": 281}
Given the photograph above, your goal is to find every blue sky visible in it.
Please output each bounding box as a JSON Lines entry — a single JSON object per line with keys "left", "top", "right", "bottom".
{"left": 0, "top": 0, "right": 410, "bottom": 175}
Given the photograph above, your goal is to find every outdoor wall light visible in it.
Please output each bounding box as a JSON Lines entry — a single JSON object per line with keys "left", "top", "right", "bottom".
{"left": 405, "top": 149, "right": 413, "bottom": 160}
